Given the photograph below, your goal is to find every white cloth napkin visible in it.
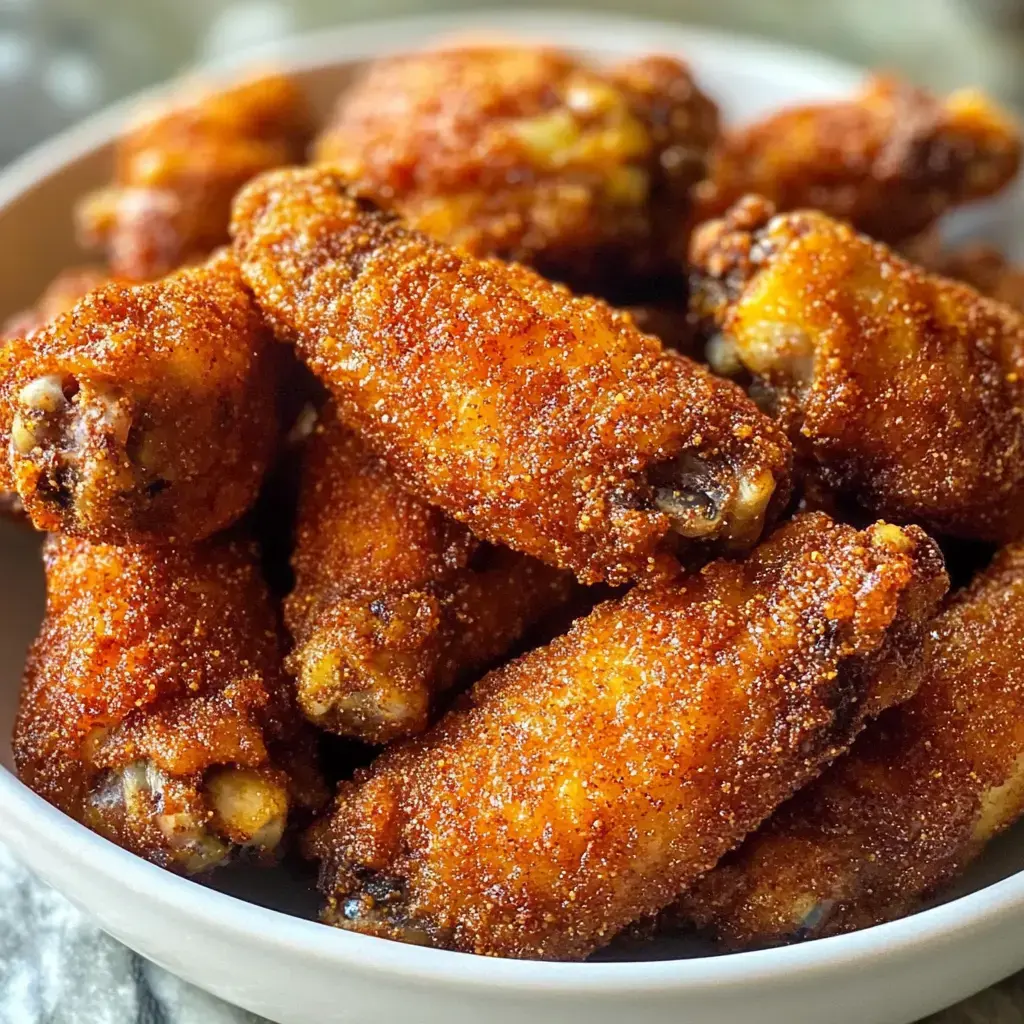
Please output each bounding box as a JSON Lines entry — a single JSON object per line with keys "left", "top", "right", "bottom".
{"left": 1, "top": 839, "right": 1022, "bottom": 1024}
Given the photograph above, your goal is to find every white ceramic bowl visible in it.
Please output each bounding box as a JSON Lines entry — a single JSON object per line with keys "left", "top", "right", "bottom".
{"left": 3, "top": 12, "right": 1024, "bottom": 1024}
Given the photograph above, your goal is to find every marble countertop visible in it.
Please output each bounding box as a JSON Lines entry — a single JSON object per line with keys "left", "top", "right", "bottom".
{"left": 5, "top": 3, "right": 1024, "bottom": 1021}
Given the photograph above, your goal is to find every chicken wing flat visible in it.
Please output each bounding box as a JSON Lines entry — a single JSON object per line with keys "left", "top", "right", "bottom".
{"left": 14, "top": 534, "right": 325, "bottom": 875}
{"left": 285, "top": 406, "right": 576, "bottom": 744}
{"left": 695, "top": 75, "right": 1020, "bottom": 244}
{"left": 313, "top": 45, "right": 718, "bottom": 291}
{"left": 676, "top": 542, "right": 1024, "bottom": 947}
{"left": 0, "top": 252, "right": 278, "bottom": 543}
{"left": 309, "top": 513, "right": 946, "bottom": 959}
{"left": 231, "top": 167, "right": 792, "bottom": 585}
{"left": 77, "top": 72, "right": 310, "bottom": 281}
{"left": 690, "top": 196, "right": 1024, "bottom": 543}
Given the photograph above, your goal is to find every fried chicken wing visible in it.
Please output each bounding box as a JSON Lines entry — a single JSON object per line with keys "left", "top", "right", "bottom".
{"left": 695, "top": 75, "right": 1021, "bottom": 244}
{"left": 676, "top": 542, "right": 1024, "bottom": 947}
{"left": 313, "top": 45, "right": 718, "bottom": 291}
{"left": 231, "top": 167, "right": 792, "bottom": 584}
{"left": 77, "top": 72, "right": 311, "bottom": 281}
{"left": 1, "top": 266, "right": 111, "bottom": 521}
{"left": 285, "top": 406, "right": 576, "bottom": 744}
{"left": 0, "top": 252, "right": 278, "bottom": 543}
{"left": 13, "top": 534, "right": 325, "bottom": 875}
{"left": 309, "top": 513, "right": 946, "bottom": 959}
{"left": 690, "top": 196, "right": 1024, "bottom": 543}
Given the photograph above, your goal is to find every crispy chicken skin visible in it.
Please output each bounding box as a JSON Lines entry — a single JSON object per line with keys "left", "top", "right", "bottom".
{"left": 677, "top": 543, "right": 1024, "bottom": 947}
{"left": 309, "top": 513, "right": 947, "bottom": 959}
{"left": 13, "top": 534, "right": 325, "bottom": 875}
{"left": 231, "top": 167, "right": 792, "bottom": 585}
{"left": 76, "top": 72, "right": 311, "bottom": 281}
{"left": 313, "top": 45, "right": 719, "bottom": 290}
{"left": 690, "top": 196, "right": 1024, "bottom": 543}
{"left": 285, "top": 406, "right": 576, "bottom": 744}
{"left": 695, "top": 75, "right": 1021, "bottom": 244}
{"left": 0, "top": 252, "right": 278, "bottom": 544}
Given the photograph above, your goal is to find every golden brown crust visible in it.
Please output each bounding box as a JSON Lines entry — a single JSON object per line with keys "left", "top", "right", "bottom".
{"left": 77, "top": 72, "right": 311, "bottom": 281}
{"left": 231, "top": 167, "right": 792, "bottom": 584}
{"left": 695, "top": 75, "right": 1021, "bottom": 243}
{"left": 285, "top": 406, "right": 577, "bottom": 743}
{"left": 690, "top": 196, "right": 1024, "bottom": 543}
{"left": 310, "top": 513, "right": 947, "bottom": 959}
{"left": 676, "top": 543, "right": 1024, "bottom": 947}
{"left": 13, "top": 534, "right": 325, "bottom": 874}
{"left": 0, "top": 252, "right": 278, "bottom": 543}
{"left": 313, "top": 46, "right": 718, "bottom": 290}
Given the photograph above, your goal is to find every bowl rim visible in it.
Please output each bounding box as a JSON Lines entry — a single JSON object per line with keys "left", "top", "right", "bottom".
{"left": 2, "top": 7, "right": 1022, "bottom": 994}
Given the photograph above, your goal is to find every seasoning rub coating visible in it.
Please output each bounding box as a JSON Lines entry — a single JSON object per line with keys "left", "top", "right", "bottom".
{"left": 0, "top": 253, "right": 278, "bottom": 544}
{"left": 232, "top": 166, "right": 792, "bottom": 584}
{"left": 677, "top": 542, "right": 1024, "bottom": 947}
{"left": 310, "top": 513, "right": 947, "bottom": 960}
{"left": 1, "top": 266, "right": 110, "bottom": 522}
{"left": 77, "top": 72, "right": 311, "bottom": 281}
{"left": 14, "top": 534, "right": 325, "bottom": 875}
{"left": 285, "top": 406, "right": 576, "bottom": 744}
{"left": 695, "top": 75, "right": 1020, "bottom": 244}
{"left": 314, "top": 45, "right": 719, "bottom": 290}
{"left": 691, "top": 196, "right": 1024, "bottom": 543}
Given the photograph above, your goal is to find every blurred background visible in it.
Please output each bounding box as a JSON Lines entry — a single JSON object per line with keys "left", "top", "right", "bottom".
{"left": 2, "top": 0, "right": 1024, "bottom": 164}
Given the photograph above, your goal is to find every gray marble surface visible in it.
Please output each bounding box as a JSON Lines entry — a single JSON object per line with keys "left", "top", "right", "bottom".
{"left": 5, "top": 2, "right": 1024, "bottom": 1022}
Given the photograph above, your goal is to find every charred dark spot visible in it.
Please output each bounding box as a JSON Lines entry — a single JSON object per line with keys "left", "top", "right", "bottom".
{"left": 363, "top": 872, "right": 408, "bottom": 905}
{"left": 368, "top": 599, "right": 389, "bottom": 621}
{"left": 39, "top": 463, "right": 78, "bottom": 510}
{"left": 146, "top": 478, "right": 170, "bottom": 498}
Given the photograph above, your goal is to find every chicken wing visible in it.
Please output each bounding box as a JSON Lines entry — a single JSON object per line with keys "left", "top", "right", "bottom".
{"left": 231, "top": 167, "right": 792, "bottom": 584}
{"left": 309, "top": 513, "right": 946, "bottom": 959}
{"left": 0, "top": 252, "right": 278, "bottom": 543}
{"left": 676, "top": 542, "right": 1024, "bottom": 947}
{"left": 77, "top": 72, "right": 310, "bottom": 281}
{"left": 1, "top": 266, "right": 111, "bottom": 521}
{"left": 285, "top": 406, "right": 576, "bottom": 744}
{"left": 13, "top": 533, "right": 325, "bottom": 875}
{"left": 695, "top": 75, "right": 1020, "bottom": 244}
{"left": 690, "top": 196, "right": 1024, "bottom": 543}
{"left": 313, "top": 45, "right": 718, "bottom": 292}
